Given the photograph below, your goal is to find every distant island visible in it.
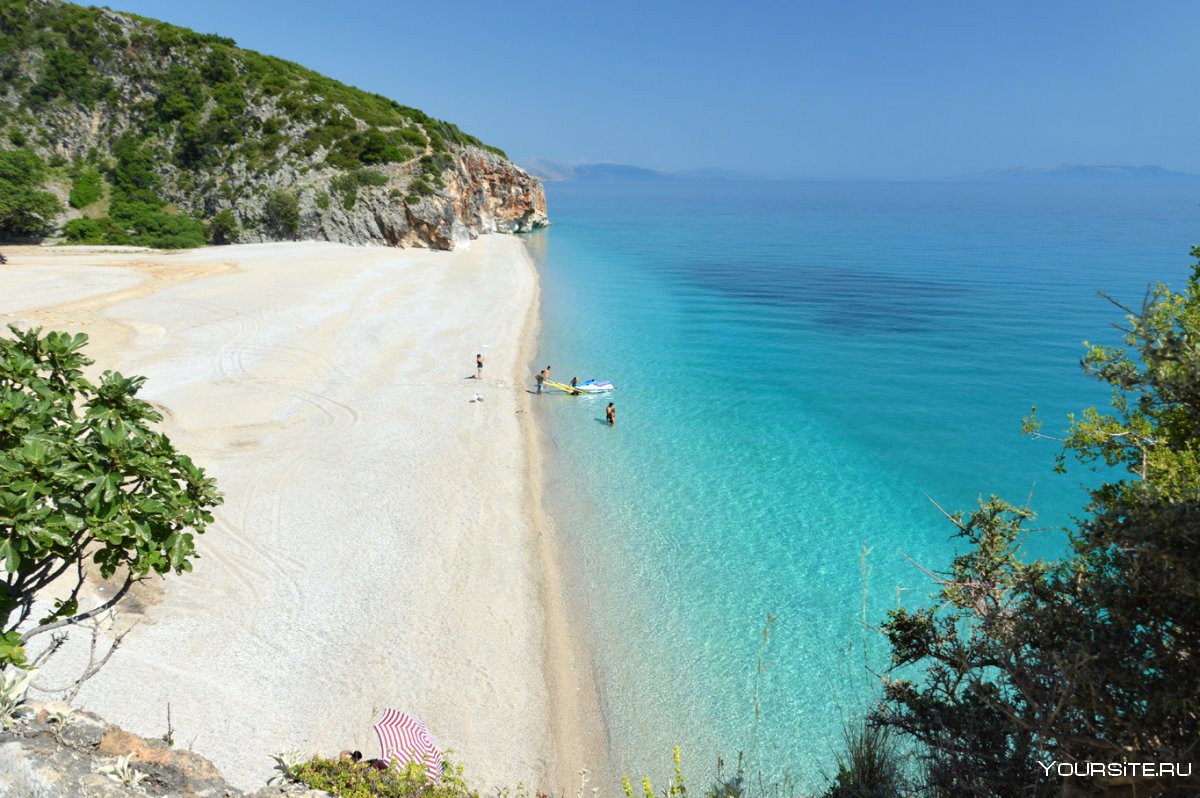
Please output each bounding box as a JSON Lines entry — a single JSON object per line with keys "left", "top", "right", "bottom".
{"left": 949, "top": 164, "right": 1200, "bottom": 183}
{"left": 522, "top": 159, "right": 1200, "bottom": 184}
{"left": 519, "top": 158, "right": 762, "bottom": 182}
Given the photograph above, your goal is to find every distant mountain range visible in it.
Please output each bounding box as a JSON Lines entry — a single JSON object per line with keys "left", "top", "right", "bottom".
{"left": 521, "top": 160, "right": 1200, "bottom": 184}
{"left": 950, "top": 164, "right": 1200, "bottom": 183}
{"left": 518, "top": 158, "right": 762, "bottom": 182}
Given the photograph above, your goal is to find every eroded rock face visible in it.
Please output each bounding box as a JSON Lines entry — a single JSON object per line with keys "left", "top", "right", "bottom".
{"left": 0, "top": 701, "right": 330, "bottom": 798}
{"left": 297, "top": 147, "right": 550, "bottom": 250}
{"left": 449, "top": 149, "right": 550, "bottom": 235}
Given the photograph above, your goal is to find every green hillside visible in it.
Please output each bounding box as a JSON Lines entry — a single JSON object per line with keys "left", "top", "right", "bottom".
{"left": 0, "top": 0, "right": 529, "bottom": 248}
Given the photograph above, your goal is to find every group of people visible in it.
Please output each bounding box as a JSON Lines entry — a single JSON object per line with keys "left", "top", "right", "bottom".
{"left": 473, "top": 356, "right": 616, "bottom": 425}
{"left": 338, "top": 749, "right": 389, "bottom": 770}
{"left": 533, "top": 364, "right": 615, "bottom": 425}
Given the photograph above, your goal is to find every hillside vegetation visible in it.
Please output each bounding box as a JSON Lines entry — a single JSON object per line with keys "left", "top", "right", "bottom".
{"left": 0, "top": 0, "right": 544, "bottom": 249}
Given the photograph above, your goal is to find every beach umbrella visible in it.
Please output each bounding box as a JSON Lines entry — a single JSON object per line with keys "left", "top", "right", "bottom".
{"left": 373, "top": 708, "right": 443, "bottom": 780}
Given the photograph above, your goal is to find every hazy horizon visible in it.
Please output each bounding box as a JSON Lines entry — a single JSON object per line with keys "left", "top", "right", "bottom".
{"left": 101, "top": 0, "right": 1200, "bottom": 181}
{"left": 519, "top": 157, "right": 1200, "bottom": 182}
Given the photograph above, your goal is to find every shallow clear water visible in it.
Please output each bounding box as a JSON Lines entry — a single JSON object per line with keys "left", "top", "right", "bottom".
{"left": 524, "top": 180, "right": 1199, "bottom": 791}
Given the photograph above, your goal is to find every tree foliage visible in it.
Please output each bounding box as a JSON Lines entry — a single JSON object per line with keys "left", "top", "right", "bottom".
{"left": 68, "top": 165, "right": 103, "bottom": 209}
{"left": 0, "top": 326, "right": 221, "bottom": 668}
{"left": 265, "top": 189, "right": 300, "bottom": 238}
{"left": 876, "top": 250, "right": 1200, "bottom": 796}
{"left": 0, "top": 149, "right": 62, "bottom": 238}
{"left": 208, "top": 208, "right": 241, "bottom": 244}
{"left": 62, "top": 135, "right": 208, "bottom": 249}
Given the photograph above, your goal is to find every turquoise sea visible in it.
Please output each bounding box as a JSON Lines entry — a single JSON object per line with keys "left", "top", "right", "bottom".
{"left": 524, "top": 180, "right": 1199, "bottom": 792}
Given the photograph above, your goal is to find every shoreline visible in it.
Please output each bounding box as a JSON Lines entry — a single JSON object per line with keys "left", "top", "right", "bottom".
{"left": 1, "top": 238, "right": 605, "bottom": 791}
{"left": 514, "top": 240, "right": 612, "bottom": 791}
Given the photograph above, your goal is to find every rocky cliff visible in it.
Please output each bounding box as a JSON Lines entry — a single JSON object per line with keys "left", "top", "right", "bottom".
{"left": 1, "top": 701, "right": 330, "bottom": 797}
{"left": 0, "top": 0, "right": 548, "bottom": 250}
{"left": 244, "top": 146, "right": 548, "bottom": 250}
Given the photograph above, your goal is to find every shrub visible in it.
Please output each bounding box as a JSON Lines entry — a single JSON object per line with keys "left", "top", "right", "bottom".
{"left": 68, "top": 167, "right": 103, "bottom": 208}
{"left": 208, "top": 208, "right": 240, "bottom": 244}
{"left": 30, "top": 47, "right": 96, "bottom": 105}
{"left": 174, "top": 117, "right": 215, "bottom": 169}
{"left": 62, "top": 217, "right": 109, "bottom": 244}
{"left": 132, "top": 210, "right": 208, "bottom": 249}
{"left": 106, "top": 200, "right": 207, "bottom": 249}
{"left": 0, "top": 150, "right": 62, "bottom": 237}
{"left": 201, "top": 47, "right": 238, "bottom": 83}
{"left": 294, "top": 756, "right": 476, "bottom": 798}
{"left": 356, "top": 168, "right": 388, "bottom": 187}
{"left": 408, "top": 177, "right": 434, "bottom": 198}
{"left": 821, "top": 718, "right": 904, "bottom": 798}
{"left": 265, "top": 189, "right": 299, "bottom": 238}
{"left": 395, "top": 128, "right": 426, "bottom": 148}
{"left": 155, "top": 65, "right": 205, "bottom": 121}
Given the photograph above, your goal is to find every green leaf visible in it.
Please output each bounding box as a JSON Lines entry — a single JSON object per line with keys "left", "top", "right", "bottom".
{"left": 0, "top": 539, "right": 20, "bottom": 573}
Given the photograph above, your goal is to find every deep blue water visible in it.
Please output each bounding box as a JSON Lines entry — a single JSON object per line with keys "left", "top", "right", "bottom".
{"left": 523, "top": 180, "right": 1199, "bottom": 792}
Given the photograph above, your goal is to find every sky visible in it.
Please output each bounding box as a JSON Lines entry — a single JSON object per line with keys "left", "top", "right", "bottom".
{"left": 102, "top": 0, "right": 1200, "bottom": 180}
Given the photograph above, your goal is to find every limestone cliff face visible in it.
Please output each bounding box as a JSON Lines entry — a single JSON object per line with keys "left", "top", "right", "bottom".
{"left": 262, "top": 147, "right": 549, "bottom": 251}
{"left": 451, "top": 149, "right": 550, "bottom": 236}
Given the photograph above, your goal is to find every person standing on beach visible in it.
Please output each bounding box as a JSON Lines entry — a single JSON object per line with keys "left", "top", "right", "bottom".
{"left": 606, "top": 402, "right": 615, "bottom": 425}
{"left": 476, "top": 353, "right": 484, "bottom": 380}
{"left": 536, "top": 369, "right": 545, "bottom": 394}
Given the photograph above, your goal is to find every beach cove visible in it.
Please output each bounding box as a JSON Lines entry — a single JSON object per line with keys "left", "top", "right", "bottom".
{"left": 0, "top": 237, "right": 605, "bottom": 792}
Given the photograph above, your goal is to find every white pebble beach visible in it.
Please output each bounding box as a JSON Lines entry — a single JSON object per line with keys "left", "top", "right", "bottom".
{"left": 0, "top": 237, "right": 605, "bottom": 792}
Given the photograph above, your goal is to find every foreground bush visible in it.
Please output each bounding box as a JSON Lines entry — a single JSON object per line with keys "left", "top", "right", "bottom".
{"left": 821, "top": 718, "right": 904, "bottom": 798}
{"left": 0, "top": 326, "right": 221, "bottom": 668}
{"left": 294, "top": 756, "right": 477, "bottom": 798}
{"left": 876, "top": 249, "right": 1200, "bottom": 795}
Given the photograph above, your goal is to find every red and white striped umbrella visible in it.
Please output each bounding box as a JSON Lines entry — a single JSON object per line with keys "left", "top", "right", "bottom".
{"left": 373, "top": 708, "right": 443, "bottom": 780}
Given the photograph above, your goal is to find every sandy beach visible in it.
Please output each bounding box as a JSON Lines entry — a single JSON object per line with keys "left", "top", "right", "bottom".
{"left": 1, "top": 237, "right": 605, "bottom": 791}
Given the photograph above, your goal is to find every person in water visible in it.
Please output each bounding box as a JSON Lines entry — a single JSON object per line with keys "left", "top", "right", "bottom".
{"left": 606, "top": 402, "right": 615, "bottom": 425}
{"left": 570, "top": 376, "right": 580, "bottom": 395}
{"left": 536, "top": 369, "right": 545, "bottom": 394}
{"left": 476, "top": 353, "right": 484, "bottom": 380}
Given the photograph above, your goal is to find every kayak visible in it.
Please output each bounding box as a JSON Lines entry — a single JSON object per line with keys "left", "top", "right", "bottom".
{"left": 545, "top": 379, "right": 615, "bottom": 394}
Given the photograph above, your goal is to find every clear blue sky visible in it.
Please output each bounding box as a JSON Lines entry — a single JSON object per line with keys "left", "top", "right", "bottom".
{"left": 103, "top": 0, "right": 1200, "bottom": 179}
